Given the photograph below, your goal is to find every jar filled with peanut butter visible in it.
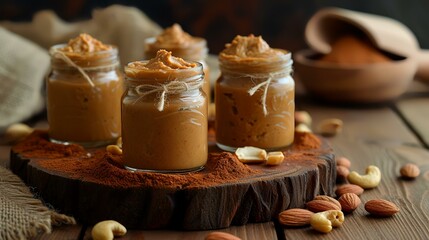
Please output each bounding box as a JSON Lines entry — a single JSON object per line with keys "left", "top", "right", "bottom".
{"left": 47, "top": 34, "right": 123, "bottom": 148}
{"left": 144, "top": 24, "right": 211, "bottom": 101}
{"left": 122, "top": 49, "right": 208, "bottom": 172}
{"left": 215, "top": 35, "right": 294, "bottom": 151}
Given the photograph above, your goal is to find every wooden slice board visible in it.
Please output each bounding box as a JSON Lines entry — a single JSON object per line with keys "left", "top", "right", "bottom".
{"left": 10, "top": 130, "right": 335, "bottom": 230}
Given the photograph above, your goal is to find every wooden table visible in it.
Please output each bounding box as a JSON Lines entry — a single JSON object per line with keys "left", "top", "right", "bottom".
{"left": 1, "top": 80, "right": 429, "bottom": 240}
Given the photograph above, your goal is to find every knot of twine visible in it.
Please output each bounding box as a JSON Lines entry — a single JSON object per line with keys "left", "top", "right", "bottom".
{"left": 247, "top": 67, "right": 293, "bottom": 116}
{"left": 50, "top": 50, "right": 119, "bottom": 88}
{"left": 134, "top": 75, "right": 203, "bottom": 111}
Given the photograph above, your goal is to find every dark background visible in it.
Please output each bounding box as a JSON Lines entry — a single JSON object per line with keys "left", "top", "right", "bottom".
{"left": 1, "top": 0, "right": 428, "bottom": 53}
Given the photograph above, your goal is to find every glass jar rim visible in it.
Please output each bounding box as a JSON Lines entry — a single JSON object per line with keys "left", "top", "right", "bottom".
{"left": 49, "top": 44, "right": 118, "bottom": 57}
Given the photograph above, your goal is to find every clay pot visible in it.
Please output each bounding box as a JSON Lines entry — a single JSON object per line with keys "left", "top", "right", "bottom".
{"left": 295, "top": 7, "right": 427, "bottom": 103}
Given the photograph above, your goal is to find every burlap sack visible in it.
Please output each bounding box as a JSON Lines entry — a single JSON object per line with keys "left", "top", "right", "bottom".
{"left": 1, "top": 4, "right": 162, "bottom": 66}
{"left": 0, "top": 166, "right": 76, "bottom": 239}
{"left": 0, "top": 27, "right": 49, "bottom": 132}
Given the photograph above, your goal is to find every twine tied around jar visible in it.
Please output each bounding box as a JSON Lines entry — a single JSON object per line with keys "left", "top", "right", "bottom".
{"left": 50, "top": 49, "right": 119, "bottom": 88}
{"left": 133, "top": 74, "right": 203, "bottom": 111}
{"left": 247, "top": 66, "right": 293, "bottom": 116}
{"left": 50, "top": 50, "right": 95, "bottom": 87}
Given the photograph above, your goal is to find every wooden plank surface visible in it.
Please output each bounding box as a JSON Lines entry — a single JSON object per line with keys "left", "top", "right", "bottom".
{"left": 34, "top": 225, "right": 83, "bottom": 240}
{"left": 396, "top": 97, "right": 429, "bottom": 147}
{"left": 282, "top": 102, "right": 429, "bottom": 239}
{"left": 83, "top": 222, "right": 277, "bottom": 240}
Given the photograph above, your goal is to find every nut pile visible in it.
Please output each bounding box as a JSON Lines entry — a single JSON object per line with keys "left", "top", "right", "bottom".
{"left": 294, "top": 111, "right": 343, "bottom": 137}
{"left": 277, "top": 111, "right": 415, "bottom": 234}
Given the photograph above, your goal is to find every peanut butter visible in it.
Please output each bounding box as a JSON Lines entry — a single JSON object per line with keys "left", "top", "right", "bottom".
{"left": 47, "top": 34, "right": 123, "bottom": 147}
{"left": 60, "top": 33, "right": 112, "bottom": 53}
{"left": 122, "top": 50, "right": 208, "bottom": 172}
{"left": 216, "top": 35, "right": 294, "bottom": 151}
{"left": 145, "top": 24, "right": 211, "bottom": 100}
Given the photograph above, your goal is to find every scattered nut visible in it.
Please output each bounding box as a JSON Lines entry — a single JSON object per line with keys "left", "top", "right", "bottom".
{"left": 116, "top": 137, "right": 122, "bottom": 148}
{"left": 295, "top": 123, "right": 312, "bottom": 133}
{"left": 235, "top": 146, "right": 267, "bottom": 163}
{"left": 317, "top": 118, "right": 343, "bottom": 136}
{"left": 266, "top": 151, "right": 284, "bottom": 165}
{"left": 91, "top": 220, "right": 127, "bottom": 240}
{"left": 205, "top": 231, "right": 241, "bottom": 240}
{"left": 313, "top": 195, "right": 342, "bottom": 210}
{"left": 338, "top": 193, "right": 361, "bottom": 213}
{"left": 295, "top": 111, "right": 312, "bottom": 126}
{"left": 106, "top": 145, "right": 122, "bottom": 155}
{"left": 310, "top": 210, "right": 344, "bottom": 233}
{"left": 347, "top": 165, "right": 381, "bottom": 189}
{"left": 307, "top": 200, "right": 341, "bottom": 212}
{"left": 278, "top": 208, "right": 314, "bottom": 227}
{"left": 4, "top": 123, "right": 33, "bottom": 144}
{"left": 336, "top": 165, "right": 350, "bottom": 182}
{"left": 365, "top": 199, "right": 399, "bottom": 217}
{"left": 335, "top": 184, "right": 364, "bottom": 196}
{"left": 400, "top": 163, "right": 420, "bottom": 179}
{"left": 336, "top": 157, "right": 351, "bottom": 169}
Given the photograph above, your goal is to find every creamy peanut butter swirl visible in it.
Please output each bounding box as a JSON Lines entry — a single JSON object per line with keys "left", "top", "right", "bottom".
{"left": 220, "top": 34, "right": 284, "bottom": 61}
{"left": 153, "top": 24, "right": 195, "bottom": 47}
{"left": 60, "top": 33, "right": 112, "bottom": 53}
{"left": 128, "top": 49, "right": 196, "bottom": 72}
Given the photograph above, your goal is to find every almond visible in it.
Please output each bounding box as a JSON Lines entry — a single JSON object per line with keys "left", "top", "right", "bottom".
{"left": 278, "top": 208, "right": 314, "bottom": 227}
{"left": 306, "top": 199, "right": 341, "bottom": 212}
{"left": 314, "top": 195, "right": 341, "bottom": 210}
{"left": 336, "top": 165, "right": 350, "bottom": 183}
{"left": 338, "top": 193, "right": 361, "bottom": 213}
{"left": 335, "top": 184, "right": 364, "bottom": 196}
{"left": 205, "top": 231, "right": 241, "bottom": 240}
{"left": 365, "top": 199, "right": 399, "bottom": 217}
{"left": 336, "top": 157, "right": 351, "bottom": 168}
{"left": 400, "top": 163, "right": 420, "bottom": 179}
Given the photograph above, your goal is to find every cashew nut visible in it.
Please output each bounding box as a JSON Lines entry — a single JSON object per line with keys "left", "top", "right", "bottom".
{"left": 106, "top": 145, "right": 122, "bottom": 155}
{"left": 4, "top": 123, "right": 33, "bottom": 144}
{"left": 347, "top": 165, "right": 381, "bottom": 189}
{"left": 116, "top": 137, "right": 122, "bottom": 148}
{"left": 310, "top": 210, "right": 344, "bottom": 233}
{"left": 91, "top": 220, "right": 127, "bottom": 240}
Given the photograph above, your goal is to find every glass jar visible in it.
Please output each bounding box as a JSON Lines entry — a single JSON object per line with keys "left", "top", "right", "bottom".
{"left": 47, "top": 45, "right": 123, "bottom": 147}
{"left": 122, "top": 61, "right": 208, "bottom": 172}
{"left": 144, "top": 36, "right": 211, "bottom": 101}
{"left": 215, "top": 51, "right": 294, "bottom": 151}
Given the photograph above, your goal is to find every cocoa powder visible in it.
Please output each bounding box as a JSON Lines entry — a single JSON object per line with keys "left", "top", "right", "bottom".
{"left": 320, "top": 35, "right": 390, "bottom": 65}
{"left": 12, "top": 130, "right": 324, "bottom": 189}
